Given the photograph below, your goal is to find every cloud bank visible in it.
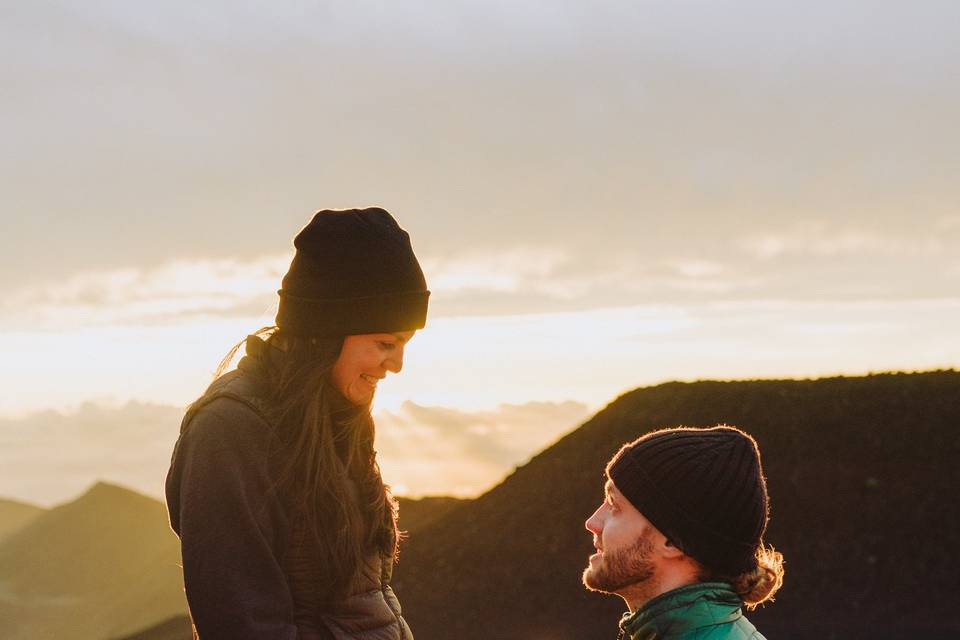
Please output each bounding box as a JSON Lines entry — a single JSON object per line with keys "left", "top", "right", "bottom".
{"left": 8, "top": 215, "right": 959, "bottom": 332}
{"left": 0, "top": 398, "right": 589, "bottom": 506}
{"left": 375, "top": 400, "right": 591, "bottom": 496}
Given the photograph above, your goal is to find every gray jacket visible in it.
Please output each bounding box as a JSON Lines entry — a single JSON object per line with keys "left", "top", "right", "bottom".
{"left": 165, "top": 337, "right": 413, "bottom": 640}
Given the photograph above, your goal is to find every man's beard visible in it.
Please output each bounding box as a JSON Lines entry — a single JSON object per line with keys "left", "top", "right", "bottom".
{"left": 582, "top": 529, "right": 656, "bottom": 594}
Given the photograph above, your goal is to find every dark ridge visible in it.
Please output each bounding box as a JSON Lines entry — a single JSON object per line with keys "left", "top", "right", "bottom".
{"left": 392, "top": 370, "right": 960, "bottom": 640}
{"left": 397, "top": 496, "right": 469, "bottom": 538}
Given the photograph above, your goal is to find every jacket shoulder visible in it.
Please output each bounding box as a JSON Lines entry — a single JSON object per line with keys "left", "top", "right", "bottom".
{"left": 685, "top": 617, "right": 765, "bottom": 640}
{"left": 165, "top": 371, "right": 284, "bottom": 536}
{"left": 181, "top": 370, "right": 273, "bottom": 434}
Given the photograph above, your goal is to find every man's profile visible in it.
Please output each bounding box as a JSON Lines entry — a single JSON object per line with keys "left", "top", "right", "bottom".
{"left": 583, "top": 425, "right": 784, "bottom": 639}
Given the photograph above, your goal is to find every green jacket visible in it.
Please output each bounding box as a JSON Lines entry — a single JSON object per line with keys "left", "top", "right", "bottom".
{"left": 618, "top": 583, "right": 766, "bottom": 640}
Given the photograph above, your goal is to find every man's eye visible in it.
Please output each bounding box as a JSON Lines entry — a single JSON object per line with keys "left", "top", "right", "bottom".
{"left": 379, "top": 341, "right": 395, "bottom": 350}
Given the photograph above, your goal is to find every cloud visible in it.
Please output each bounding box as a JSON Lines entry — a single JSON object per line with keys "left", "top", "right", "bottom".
{"left": 7, "top": 247, "right": 759, "bottom": 329}
{"left": 740, "top": 221, "right": 946, "bottom": 260}
{"left": 5, "top": 255, "right": 290, "bottom": 330}
{"left": 375, "top": 400, "right": 590, "bottom": 496}
{"left": 10, "top": 222, "right": 957, "bottom": 333}
{"left": 0, "top": 401, "right": 184, "bottom": 507}
{"left": 935, "top": 215, "right": 960, "bottom": 232}
{"left": 0, "top": 398, "right": 590, "bottom": 506}
{"left": 423, "top": 247, "right": 568, "bottom": 295}
{"left": 422, "top": 248, "right": 780, "bottom": 316}
{"left": 422, "top": 248, "right": 715, "bottom": 309}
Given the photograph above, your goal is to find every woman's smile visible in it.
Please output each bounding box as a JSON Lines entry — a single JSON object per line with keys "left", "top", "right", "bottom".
{"left": 361, "top": 374, "right": 381, "bottom": 387}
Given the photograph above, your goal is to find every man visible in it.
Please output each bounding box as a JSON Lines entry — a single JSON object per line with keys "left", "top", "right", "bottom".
{"left": 582, "top": 425, "right": 784, "bottom": 639}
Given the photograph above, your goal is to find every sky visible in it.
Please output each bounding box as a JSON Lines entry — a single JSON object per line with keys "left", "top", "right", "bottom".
{"left": 2, "top": 1, "right": 959, "bottom": 506}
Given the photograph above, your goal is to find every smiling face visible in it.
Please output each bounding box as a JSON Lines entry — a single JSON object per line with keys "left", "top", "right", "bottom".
{"left": 330, "top": 330, "right": 415, "bottom": 405}
{"left": 582, "top": 479, "right": 664, "bottom": 596}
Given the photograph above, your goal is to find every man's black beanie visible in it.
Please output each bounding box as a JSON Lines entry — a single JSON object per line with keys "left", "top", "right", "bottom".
{"left": 275, "top": 208, "right": 430, "bottom": 337}
{"left": 607, "top": 425, "right": 769, "bottom": 576}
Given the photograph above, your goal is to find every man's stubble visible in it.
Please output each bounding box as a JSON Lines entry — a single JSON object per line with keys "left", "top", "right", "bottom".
{"left": 582, "top": 528, "right": 656, "bottom": 594}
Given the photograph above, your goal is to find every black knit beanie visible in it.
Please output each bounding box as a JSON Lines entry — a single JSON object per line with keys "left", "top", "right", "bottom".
{"left": 607, "top": 426, "right": 769, "bottom": 575}
{"left": 275, "top": 208, "right": 430, "bottom": 337}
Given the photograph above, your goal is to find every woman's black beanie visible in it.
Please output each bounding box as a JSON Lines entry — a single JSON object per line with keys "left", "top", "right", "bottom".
{"left": 607, "top": 425, "right": 769, "bottom": 576}
{"left": 275, "top": 208, "right": 430, "bottom": 337}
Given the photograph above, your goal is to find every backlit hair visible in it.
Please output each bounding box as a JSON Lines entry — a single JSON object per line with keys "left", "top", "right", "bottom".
{"left": 699, "top": 543, "right": 785, "bottom": 610}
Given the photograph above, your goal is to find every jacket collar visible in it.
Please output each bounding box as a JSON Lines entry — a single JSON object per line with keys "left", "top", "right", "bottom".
{"left": 619, "top": 582, "right": 743, "bottom": 640}
{"left": 238, "top": 334, "right": 283, "bottom": 378}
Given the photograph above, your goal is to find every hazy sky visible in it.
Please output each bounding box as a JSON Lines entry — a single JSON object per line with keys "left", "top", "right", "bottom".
{"left": 3, "top": 1, "right": 959, "bottom": 504}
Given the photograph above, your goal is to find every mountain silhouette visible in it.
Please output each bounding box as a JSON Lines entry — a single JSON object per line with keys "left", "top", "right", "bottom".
{"left": 396, "top": 496, "right": 468, "bottom": 537}
{"left": 0, "top": 498, "right": 45, "bottom": 542}
{"left": 0, "top": 488, "right": 463, "bottom": 640}
{"left": 21, "top": 370, "right": 960, "bottom": 640}
{"left": 0, "top": 482, "right": 186, "bottom": 640}
{"left": 391, "top": 371, "right": 960, "bottom": 640}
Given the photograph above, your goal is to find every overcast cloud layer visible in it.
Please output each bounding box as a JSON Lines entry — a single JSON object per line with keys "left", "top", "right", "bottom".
{"left": 3, "top": 1, "right": 959, "bottom": 306}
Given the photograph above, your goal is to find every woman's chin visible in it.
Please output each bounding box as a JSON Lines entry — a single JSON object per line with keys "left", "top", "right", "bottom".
{"left": 346, "top": 386, "right": 375, "bottom": 406}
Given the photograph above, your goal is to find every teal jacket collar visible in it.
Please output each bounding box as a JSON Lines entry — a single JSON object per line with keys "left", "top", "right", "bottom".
{"left": 619, "top": 583, "right": 745, "bottom": 639}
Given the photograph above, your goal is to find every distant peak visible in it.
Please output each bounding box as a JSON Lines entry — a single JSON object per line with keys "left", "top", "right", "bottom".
{"left": 86, "top": 480, "right": 130, "bottom": 495}
{"left": 71, "top": 481, "right": 157, "bottom": 506}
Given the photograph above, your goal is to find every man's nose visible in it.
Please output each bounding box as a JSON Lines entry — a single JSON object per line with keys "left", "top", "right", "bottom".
{"left": 585, "top": 505, "right": 603, "bottom": 534}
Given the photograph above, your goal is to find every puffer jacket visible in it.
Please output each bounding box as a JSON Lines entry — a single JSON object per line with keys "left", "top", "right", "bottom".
{"left": 165, "top": 336, "right": 413, "bottom": 640}
{"left": 618, "top": 583, "right": 766, "bottom": 640}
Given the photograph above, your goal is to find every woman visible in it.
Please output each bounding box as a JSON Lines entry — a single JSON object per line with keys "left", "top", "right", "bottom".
{"left": 166, "top": 208, "right": 429, "bottom": 639}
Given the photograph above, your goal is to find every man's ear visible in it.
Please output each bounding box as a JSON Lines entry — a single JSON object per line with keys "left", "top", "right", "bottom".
{"left": 660, "top": 537, "right": 686, "bottom": 560}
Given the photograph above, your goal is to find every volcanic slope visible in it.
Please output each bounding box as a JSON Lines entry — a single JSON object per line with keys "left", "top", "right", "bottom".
{"left": 392, "top": 371, "right": 960, "bottom": 640}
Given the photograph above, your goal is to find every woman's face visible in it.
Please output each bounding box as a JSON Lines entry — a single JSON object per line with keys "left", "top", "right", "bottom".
{"left": 331, "top": 330, "right": 416, "bottom": 405}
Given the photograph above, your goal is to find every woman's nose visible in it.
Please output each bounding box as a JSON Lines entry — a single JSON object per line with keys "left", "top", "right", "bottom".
{"left": 385, "top": 346, "right": 405, "bottom": 373}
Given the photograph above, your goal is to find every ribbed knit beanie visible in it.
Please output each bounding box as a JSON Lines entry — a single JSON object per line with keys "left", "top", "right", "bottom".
{"left": 607, "top": 426, "right": 769, "bottom": 575}
{"left": 275, "top": 208, "right": 430, "bottom": 337}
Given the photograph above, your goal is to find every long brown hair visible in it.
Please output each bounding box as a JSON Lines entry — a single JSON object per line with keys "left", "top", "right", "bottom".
{"left": 216, "top": 326, "right": 398, "bottom": 603}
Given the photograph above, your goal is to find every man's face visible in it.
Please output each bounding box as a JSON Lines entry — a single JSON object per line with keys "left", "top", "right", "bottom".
{"left": 582, "top": 478, "right": 661, "bottom": 594}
